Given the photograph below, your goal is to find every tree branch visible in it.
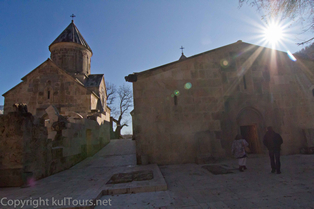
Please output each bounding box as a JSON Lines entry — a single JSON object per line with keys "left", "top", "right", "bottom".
{"left": 105, "top": 81, "right": 117, "bottom": 107}
{"left": 239, "top": 0, "right": 314, "bottom": 45}
{"left": 297, "top": 37, "right": 314, "bottom": 46}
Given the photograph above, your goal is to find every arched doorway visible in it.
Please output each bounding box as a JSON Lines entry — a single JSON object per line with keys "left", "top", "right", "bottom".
{"left": 236, "top": 107, "right": 265, "bottom": 154}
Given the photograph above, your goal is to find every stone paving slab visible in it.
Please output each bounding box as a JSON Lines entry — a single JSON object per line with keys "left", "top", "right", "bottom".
{"left": 103, "top": 164, "right": 167, "bottom": 196}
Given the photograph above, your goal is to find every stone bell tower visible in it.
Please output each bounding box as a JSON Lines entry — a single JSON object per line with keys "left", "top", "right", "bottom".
{"left": 49, "top": 20, "right": 92, "bottom": 80}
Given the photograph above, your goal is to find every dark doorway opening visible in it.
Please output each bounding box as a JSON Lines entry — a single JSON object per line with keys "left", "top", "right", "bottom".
{"left": 240, "top": 124, "right": 261, "bottom": 153}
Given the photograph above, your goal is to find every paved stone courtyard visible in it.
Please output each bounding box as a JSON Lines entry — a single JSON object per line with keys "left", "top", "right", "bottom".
{"left": 99, "top": 154, "right": 314, "bottom": 209}
{"left": 1, "top": 139, "right": 314, "bottom": 208}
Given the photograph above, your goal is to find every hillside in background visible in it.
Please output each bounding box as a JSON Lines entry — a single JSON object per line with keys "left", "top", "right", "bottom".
{"left": 0, "top": 105, "right": 3, "bottom": 114}
{"left": 295, "top": 42, "right": 314, "bottom": 60}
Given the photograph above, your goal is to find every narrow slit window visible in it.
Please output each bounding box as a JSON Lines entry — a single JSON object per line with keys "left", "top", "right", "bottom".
{"left": 47, "top": 90, "right": 50, "bottom": 99}
{"left": 243, "top": 75, "right": 247, "bottom": 89}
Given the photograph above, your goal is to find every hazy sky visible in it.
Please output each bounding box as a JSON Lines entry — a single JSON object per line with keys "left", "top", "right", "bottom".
{"left": 0, "top": 1, "right": 311, "bottom": 134}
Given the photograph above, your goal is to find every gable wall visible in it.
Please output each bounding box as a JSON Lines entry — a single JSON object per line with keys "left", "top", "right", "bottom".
{"left": 4, "top": 61, "right": 92, "bottom": 116}
{"left": 91, "top": 94, "right": 99, "bottom": 111}
{"left": 133, "top": 43, "right": 314, "bottom": 164}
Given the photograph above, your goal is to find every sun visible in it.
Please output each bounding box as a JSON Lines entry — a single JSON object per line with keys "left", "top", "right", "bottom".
{"left": 263, "top": 22, "right": 284, "bottom": 47}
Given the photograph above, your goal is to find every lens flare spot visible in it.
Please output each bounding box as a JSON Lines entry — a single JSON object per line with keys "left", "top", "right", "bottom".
{"left": 220, "top": 59, "right": 229, "bottom": 68}
{"left": 184, "top": 82, "right": 192, "bottom": 89}
{"left": 287, "top": 51, "right": 297, "bottom": 62}
{"left": 174, "top": 90, "right": 180, "bottom": 96}
{"left": 171, "top": 94, "right": 174, "bottom": 98}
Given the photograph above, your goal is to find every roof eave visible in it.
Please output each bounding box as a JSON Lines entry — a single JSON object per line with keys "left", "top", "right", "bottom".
{"left": 126, "top": 41, "right": 290, "bottom": 80}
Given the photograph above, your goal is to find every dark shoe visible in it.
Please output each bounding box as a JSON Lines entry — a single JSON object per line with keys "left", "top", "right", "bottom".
{"left": 239, "top": 166, "right": 244, "bottom": 172}
{"left": 243, "top": 166, "right": 247, "bottom": 170}
{"left": 271, "top": 169, "right": 276, "bottom": 173}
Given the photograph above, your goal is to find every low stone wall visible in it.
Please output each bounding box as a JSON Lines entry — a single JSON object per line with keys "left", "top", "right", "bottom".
{"left": 0, "top": 110, "right": 110, "bottom": 187}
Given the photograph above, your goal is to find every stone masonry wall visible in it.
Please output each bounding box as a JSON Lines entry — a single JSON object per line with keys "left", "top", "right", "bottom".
{"left": 0, "top": 112, "right": 49, "bottom": 187}
{"left": 133, "top": 42, "right": 314, "bottom": 165}
{"left": 3, "top": 60, "right": 92, "bottom": 116}
{"left": 50, "top": 42, "right": 92, "bottom": 76}
{"left": 0, "top": 110, "right": 110, "bottom": 187}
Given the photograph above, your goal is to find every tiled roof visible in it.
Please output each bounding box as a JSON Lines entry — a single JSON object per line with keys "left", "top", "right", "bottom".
{"left": 50, "top": 21, "right": 92, "bottom": 52}
{"left": 84, "top": 74, "right": 103, "bottom": 87}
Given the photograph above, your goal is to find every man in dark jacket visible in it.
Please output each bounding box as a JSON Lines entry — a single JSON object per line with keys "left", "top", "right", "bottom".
{"left": 263, "top": 126, "right": 283, "bottom": 174}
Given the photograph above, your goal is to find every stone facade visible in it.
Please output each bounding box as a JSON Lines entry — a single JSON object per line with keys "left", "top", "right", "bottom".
{"left": 3, "top": 59, "right": 102, "bottom": 116}
{"left": 1, "top": 21, "right": 111, "bottom": 186}
{"left": 126, "top": 41, "right": 314, "bottom": 165}
{"left": 50, "top": 42, "right": 92, "bottom": 76}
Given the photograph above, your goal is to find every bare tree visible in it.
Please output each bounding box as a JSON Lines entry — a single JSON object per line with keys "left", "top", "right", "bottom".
{"left": 106, "top": 82, "right": 133, "bottom": 139}
{"left": 105, "top": 81, "right": 117, "bottom": 106}
{"left": 239, "top": 0, "right": 314, "bottom": 45}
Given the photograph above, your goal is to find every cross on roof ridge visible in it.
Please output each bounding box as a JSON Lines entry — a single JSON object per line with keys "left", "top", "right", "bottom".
{"left": 180, "top": 46, "right": 184, "bottom": 54}
{"left": 70, "top": 14, "right": 76, "bottom": 22}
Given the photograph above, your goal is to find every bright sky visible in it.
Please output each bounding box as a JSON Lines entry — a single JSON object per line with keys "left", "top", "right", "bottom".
{"left": 0, "top": 1, "right": 312, "bottom": 134}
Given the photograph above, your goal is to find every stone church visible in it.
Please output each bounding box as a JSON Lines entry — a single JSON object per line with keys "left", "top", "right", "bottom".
{"left": 0, "top": 20, "right": 111, "bottom": 186}
{"left": 126, "top": 41, "right": 314, "bottom": 165}
{"left": 3, "top": 19, "right": 109, "bottom": 118}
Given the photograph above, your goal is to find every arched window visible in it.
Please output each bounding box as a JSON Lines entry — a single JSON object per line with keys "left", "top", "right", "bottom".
{"left": 46, "top": 81, "right": 52, "bottom": 100}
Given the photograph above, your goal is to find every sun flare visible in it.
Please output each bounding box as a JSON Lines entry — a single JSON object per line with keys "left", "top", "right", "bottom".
{"left": 265, "top": 24, "right": 282, "bottom": 43}
{"left": 243, "top": 15, "right": 292, "bottom": 50}
{"left": 264, "top": 23, "right": 283, "bottom": 44}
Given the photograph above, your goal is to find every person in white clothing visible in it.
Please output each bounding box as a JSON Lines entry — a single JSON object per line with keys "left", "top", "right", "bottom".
{"left": 231, "top": 134, "right": 249, "bottom": 172}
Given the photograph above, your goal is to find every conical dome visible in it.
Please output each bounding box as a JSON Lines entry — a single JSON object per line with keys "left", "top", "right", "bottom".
{"left": 49, "top": 20, "right": 92, "bottom": 52}
{"left": 49, "top": 21, "right": 93, "bottom": 76}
